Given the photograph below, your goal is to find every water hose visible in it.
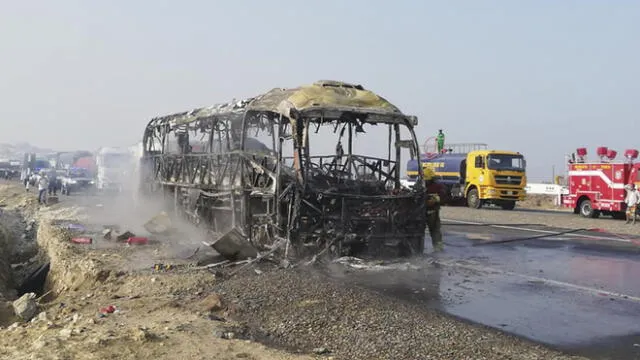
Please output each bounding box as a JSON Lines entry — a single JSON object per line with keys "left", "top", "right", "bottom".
{"left": 441, "top": 226, "right": 640, "bottom": 247}
{"left": 589, "top": 228, "right": 640, "bottom": 245}
{"left": 471, "top": 228, "right": 590, "bottom": 246}
{"left": 442, "top": 222, "right": 550, "bottom": 227}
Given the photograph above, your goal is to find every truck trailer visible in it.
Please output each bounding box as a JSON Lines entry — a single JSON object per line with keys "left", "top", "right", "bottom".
{"left": 405, "top": 143, "right": 527, "bottom": 209}
{"left": 562, "top": 146, "right": 640, "bottom": 219}
{"left": 95, "top": 147, "right": 135, "bottom": 192}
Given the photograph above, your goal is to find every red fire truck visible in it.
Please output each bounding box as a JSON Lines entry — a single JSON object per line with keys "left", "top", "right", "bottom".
{"left": 562, "top": 146, "right": 640, "bottom": 218}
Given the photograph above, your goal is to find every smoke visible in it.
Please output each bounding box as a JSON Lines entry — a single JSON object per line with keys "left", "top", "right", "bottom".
{"left": 82, "top": 145, "right": 215, "bottom": 262}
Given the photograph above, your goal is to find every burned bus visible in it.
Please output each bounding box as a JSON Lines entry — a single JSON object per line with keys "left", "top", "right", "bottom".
{"left": 140, "top": 80, "right": 426, "bottom": 258}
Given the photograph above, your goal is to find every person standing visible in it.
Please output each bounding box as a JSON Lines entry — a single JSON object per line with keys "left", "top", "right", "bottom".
{"left": 624, "top": 184, "right": 639, "bottom": 224}
{"left": 436, "top": 129, "right": 445, "bottom": 153}
{"left": 37, "top": 172, "right": 49, "bottom": 205}
{"left": 47, "top": 169, "right": 58, "bottom": 196}
{"left": 21, "top": 168, "right": 29, "bottom": 191}
{"left": 424, "top": 167, "right": 446, "bottom": 251}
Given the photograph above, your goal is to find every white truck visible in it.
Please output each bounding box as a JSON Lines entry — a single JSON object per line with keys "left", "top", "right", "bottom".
{"left": 95, "top": 147, "right": 135, "bottom": 192}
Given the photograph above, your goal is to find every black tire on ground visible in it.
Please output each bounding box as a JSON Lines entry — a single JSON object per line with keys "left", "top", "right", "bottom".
{"left": 579, "top": 198, "right": 599, "bottom": 218}
{"left": 501, "top": 200, "right": 516, "bottom": 210}
{"left": 467, "top": 188, "right": 482, "bottom": 209}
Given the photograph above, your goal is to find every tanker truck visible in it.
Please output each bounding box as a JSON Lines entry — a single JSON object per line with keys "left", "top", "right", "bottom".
{"left": 405, "top": 143, "right": 527, "bottom": 210}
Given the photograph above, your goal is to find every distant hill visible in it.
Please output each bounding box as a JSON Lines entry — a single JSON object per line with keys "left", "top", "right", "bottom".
{"left": 0, "top": 142, "right": 57, "bottom": 161}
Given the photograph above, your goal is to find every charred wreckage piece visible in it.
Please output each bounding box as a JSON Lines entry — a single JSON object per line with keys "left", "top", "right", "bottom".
{"left": 140, "top": 80, "right": 427, "bottom": 260}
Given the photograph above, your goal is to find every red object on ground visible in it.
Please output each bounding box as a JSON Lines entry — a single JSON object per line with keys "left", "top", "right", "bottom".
{"left": 71, "top": 237, "right": 92, "bottom": 244}
{"left": 127, "top": 237, "right": 148, "bottom": 245}
{"left": 100, "top": 305, "right": 116, "bottom": 314}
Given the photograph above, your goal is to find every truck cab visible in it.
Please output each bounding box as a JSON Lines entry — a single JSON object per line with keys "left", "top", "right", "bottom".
{"left": 463, "top": 150, "right": 527, "bottom": 209}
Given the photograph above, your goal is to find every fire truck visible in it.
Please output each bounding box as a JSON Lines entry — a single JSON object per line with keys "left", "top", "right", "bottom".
{"left": 562, "top": 146, "right": 640, "bottom": 218}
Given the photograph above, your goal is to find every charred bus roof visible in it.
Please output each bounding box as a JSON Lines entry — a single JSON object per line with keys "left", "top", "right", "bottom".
{"left": 145, "top": 80, "right": 418, "bottom": 129}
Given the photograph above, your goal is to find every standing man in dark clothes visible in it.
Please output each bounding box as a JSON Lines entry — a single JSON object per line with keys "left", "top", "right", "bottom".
{"left": 424, "top": 167, "right": 447, "bottom": 252}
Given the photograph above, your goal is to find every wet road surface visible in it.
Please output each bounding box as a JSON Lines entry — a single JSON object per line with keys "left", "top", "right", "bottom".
{"left": 332, "top": 223, "right": 640, "bottom": 360}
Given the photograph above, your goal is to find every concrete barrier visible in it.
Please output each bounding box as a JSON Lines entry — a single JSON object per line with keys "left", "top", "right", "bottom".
{"left": 525, "top": 183, "right": 569, "bottom": 206}
{"left": 525, "top": 183, "right": 569, "bottom": 196}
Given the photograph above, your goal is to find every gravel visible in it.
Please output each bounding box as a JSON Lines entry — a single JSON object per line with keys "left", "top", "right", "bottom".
{"left": 216, "top": 266, "right": 588, "bottom": 360}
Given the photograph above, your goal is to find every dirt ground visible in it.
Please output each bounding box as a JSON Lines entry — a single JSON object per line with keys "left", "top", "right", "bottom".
{"left": 0, "top": 184, "right": 314, "bottom": 360}
{"left": 517, "top": 194, "right": 564, "bottom": 210}
{"left": 0, "top": 183, "right": 590, "bottom": 360}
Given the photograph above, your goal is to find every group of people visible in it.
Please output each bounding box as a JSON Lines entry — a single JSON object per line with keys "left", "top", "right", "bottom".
{"left": 22, "top": 170, "right": 60, "bottom": 205}
{"left": 624, "top": 184, "right": 640, "bottom": 224}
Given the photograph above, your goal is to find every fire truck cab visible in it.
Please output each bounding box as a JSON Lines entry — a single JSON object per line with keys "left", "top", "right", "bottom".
{"left": 562, "top": 146, "right": 640, "bottom": 219}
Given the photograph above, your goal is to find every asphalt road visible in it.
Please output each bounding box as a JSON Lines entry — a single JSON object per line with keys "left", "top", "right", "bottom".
{"left": 50, "top": 189, "right": 640, "bottom": 359}
{"left": 332, "top": 222, "right": 640, "bottom": 360}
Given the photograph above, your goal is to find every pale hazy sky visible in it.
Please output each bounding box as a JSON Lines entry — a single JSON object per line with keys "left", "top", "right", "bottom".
{"left": 1, "top": 0, "right": 638, "bottom": 181}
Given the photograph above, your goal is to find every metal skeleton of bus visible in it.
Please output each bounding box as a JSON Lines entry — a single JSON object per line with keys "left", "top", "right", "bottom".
{"left": 140, "top": 81, "right": 426, "bottom": 258}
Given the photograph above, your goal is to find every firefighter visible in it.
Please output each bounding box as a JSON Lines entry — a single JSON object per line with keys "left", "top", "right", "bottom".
{"left": 436, "top": 129, "right": 445, "bottom": 153}
{"left": 624, "top": 184, "right": 639, "bottom": 224}
{"left": 424, "top": 167, "right": 446, "bottom": 251}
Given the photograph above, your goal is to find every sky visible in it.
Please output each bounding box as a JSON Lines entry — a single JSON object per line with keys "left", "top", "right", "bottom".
{"left": 0, "top": 0, "right": 638, "bottom": 181}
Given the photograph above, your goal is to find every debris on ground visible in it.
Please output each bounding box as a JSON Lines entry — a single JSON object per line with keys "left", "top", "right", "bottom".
{"left": 208, "top": 227, "right": 258, "bottom": 261}
{"left": 333, "top": 256, "right": 421, "bottom": 271}
{"left": 126, "top": 236, "right": 148, "bottom": 245}
{"left": 153, "top": 263, "right": 175, "bottom": 272}
{"left": 99, "top": 305, "right": 116, "bottom": 315}
{"left": 12, "top": 292, "right": 38, "bottom": 321}
{"left": 201, "top": 293, "right": 224, "bottom": 312}
{"left": 64, "top": 223, "right": 86, "bottom": 233}
{"left": 71, "top": 237, "right": 93, "bottom": 244}
{"left": 116, "top": 231, "right": 135, "bottom": 242}
{"left": 143, "top": 211, "right": 173, "bottom": 234}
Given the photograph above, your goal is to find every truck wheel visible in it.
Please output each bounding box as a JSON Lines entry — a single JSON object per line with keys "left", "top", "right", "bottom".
{"left": 467, "top": 188, "right": 482, "bottom": 209}
{"left": 501, "top": 201, "right": 516, "bottom": 210}
{"left": 579, "top": 199, "right": 599, "bottom": 218}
